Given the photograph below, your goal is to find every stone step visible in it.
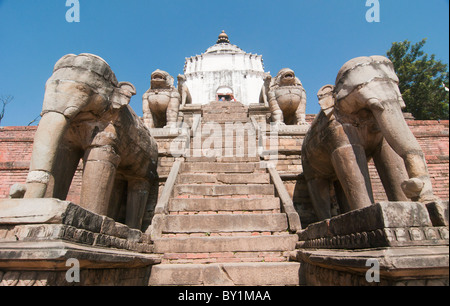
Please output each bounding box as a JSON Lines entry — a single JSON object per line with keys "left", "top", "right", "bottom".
{"left": 153, "top": 235, "right": 297, "bottom": 253}
{"left": 148, "top": 262, "right": 301, "bottom": 286}
{"left": 202, "top": 103, "right": 248, "bottom": 111}
{"left": 159, "top": 250, "right": 291, "bottom": 265}
{"left": 184, "top": 156, "right": 260, "bottom": 163}
{"left": 177, "top": 173, "right": 271, "bottom": 185}
{"left": 189, "top": 141, "right": 258, "bottom": 149}
{"left": 174, "top": 184, "right": 275, "bottom": 197}
{"left": 162, "top": 213, "right": 288, "bottom": 233}
{"left": 200, "top": 119, "right": 251, "bottom": 124}
{"left": 191, "top": 135, "right": 257, "bottom": 141}
{"left": 182, "top": 162, "right": 263, "bottom": 173}
{"left": 169, "top": 197, "right": 280, "bottom": 212}
{"left": 188, "top": 149, "right": 260, "bottom": 159}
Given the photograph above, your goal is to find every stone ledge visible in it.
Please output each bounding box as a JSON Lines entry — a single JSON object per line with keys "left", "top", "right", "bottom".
{"left": 0, "top": 199, "right": 153, "bottom": 253}
{"left": 294, "top": 246, "right": 449, "bottom": 286}
{"left": 149, "top": 262, "right": 300, "bottom": 286}
{"left": 153, "top": 235, "right": 298, "bottom": 253}
{"left": 297, "top": 202, "right": 449, "bottom": 249}
{"left": 0, "top": 240, "right": 160, "bottom": 271}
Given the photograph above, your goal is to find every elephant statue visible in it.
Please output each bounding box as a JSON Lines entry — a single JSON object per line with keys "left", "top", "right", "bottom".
{"left": 24, "top": 53, "right": 159, "bottom": 230}
{"left": 260, "top": 68, "right": 308, "bottom": 125}
{"left": 302, "top": 55, "right": 438, "bottom": 221}
{"left": 142, "top": 69, "right": 185, "bottom": 129}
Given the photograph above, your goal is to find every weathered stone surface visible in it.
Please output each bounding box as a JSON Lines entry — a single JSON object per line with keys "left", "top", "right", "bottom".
{"left": 153, "top": 235, "right": 297, "bottom": 253}
{"left": 149, "top": 262, "right": 300, "bottom": 286}
{"left": 169, "top": 197, "right": 280, "bottom": 212}
{"left": 328, "top": 202, "right": 432, "bottom": 236}
{"left": 175, "top": 184, "right": 274, "bottom": 196}
{"left": 178, "top": 173, "right": 270, "bottom": 185}
{"left": 426, "top": 201, "right": 449, "bottom": 226}
{"left": 0, "top": 198, "right": 70, "bottom": 225}
{"left": 23, "top": 53, "right": 158, "bottom": 230}
{"left": 183, "top": 162, "right": 258, "bottom": 173}
{"left": 302, "top": 55, "right": 439, "bottom": 221}
{"left": 162, "top": 214, "right": 288, "bottom": 233}
{"left": 142, "top": 70, "right": 185, "bottom": 129}
{"left": 0, "top": 199, "right": 153, "bottom": 254}
{"left": 260, "top": 68, "right": 308, "bottom": 125}
{"left": 295, "top": 246, "right": 449, "bottom": 286}
{"left": 297, "top": 201, "right": 447, "bottom": 249}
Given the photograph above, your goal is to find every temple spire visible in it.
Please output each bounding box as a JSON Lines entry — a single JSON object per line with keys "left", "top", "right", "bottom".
{"left": 217, "top": 30, "right": 230, "bottom": 44}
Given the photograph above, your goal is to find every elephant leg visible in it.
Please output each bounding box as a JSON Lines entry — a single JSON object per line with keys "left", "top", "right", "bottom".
{"left": 51, "top": 144, "right": 83, "bottom": 200}
{"left": 80, "top": 146, "right": 120, "bottom": 216}
{"left": 307, "top": 178, "right": 332, "bottom": 220}
{"left": 108, "top": 178, "right": 127, "bottom": 221}
{"left": 334, "top": 180, "right": 351, "bottom": 214}
{"left": 331, "top": 144, "right": 373, "bottom": 211}
{"left": 373, "top": 139, "right": 409, "bottom": 201}
{"left": 125, "top": 179, "right": 150, "bottom": 230}
{"left": 165, "top": 98, "right": 180, "bottom": 128}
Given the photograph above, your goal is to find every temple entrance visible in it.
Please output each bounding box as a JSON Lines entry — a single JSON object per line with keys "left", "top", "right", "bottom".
{"left": 216, "top": 86, "right": 235, "bottom": 102}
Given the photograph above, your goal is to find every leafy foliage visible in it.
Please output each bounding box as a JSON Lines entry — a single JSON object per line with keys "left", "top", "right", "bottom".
{"left": 386, "top": 39, "right": 449, "bottom": 120}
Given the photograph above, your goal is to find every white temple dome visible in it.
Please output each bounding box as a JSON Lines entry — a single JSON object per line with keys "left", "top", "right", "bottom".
{"left": 183, "top": 31, "right": 265, "bottom": 105}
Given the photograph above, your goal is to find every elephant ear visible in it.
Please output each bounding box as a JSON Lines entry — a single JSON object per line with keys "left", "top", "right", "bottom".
{"left": 317, "top": 85, "right": 335, "bottom": 118}
{"left": 111, "top": 82, "right": 137, "bottom": 109}
{"left": 119, "top": 82, "right": 137, "bottom": 97}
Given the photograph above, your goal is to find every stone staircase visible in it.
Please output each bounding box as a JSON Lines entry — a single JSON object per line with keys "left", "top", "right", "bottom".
{"left": 148, "top": 102, "right": 300, "bottom": 286}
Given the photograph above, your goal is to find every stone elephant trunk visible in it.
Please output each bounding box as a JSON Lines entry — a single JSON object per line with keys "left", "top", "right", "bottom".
{"left": 25, "top": 111, "right": 70, "bottom": 199}
{"left": 368, "top": 95, "right": 435, "bottom": 201}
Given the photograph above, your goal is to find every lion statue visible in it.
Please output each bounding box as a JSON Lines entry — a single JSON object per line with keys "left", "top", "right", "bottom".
{"left": 260, "top": 68, "right": 307, "bottom": 125}
{"left": 143, "top": 70, "right": 191, "bottom": 129}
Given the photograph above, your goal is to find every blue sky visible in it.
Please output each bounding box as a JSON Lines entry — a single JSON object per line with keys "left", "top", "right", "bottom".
{"left": 0, "top": 0, "right": 448, "bottom": 126}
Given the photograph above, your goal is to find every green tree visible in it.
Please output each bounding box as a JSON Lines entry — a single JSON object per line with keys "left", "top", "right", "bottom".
{"left": 386, "top": 39, "right": 449, "bottom": 120}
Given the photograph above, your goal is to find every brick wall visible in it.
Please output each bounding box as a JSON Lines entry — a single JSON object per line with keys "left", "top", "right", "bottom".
{"left": 1, "top": 119, "right": 448, "bottom": 226}
{"left": 0, "top": 126, "right": 84, "bottom": 202}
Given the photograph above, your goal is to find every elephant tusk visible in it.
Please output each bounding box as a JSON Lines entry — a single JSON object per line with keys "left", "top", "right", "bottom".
{"left": 367, "top": 98, "right": 385, "bottom": 111}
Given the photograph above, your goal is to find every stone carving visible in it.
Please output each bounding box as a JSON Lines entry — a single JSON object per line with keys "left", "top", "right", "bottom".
{"left": 177, "top": 74, "right": 192, "bottom": 107}
{"left": 23, "top": 53, "right": 158, "bottom": 229}
{"left": 302, "top": 56, "right": 439, "bottom": 221}
{"left": 142, "top": 70, "right": 190, "bottom": 129}
{"left": 260, "top": 68, "right": 307, "bottom": 125}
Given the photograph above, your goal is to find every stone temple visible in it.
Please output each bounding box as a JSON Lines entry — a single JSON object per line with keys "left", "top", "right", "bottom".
{"left": 184, "top": 31, "right": 265, "bottom": 105}
{"left": 0, "top": 32, "right": 448, "bottom": 286}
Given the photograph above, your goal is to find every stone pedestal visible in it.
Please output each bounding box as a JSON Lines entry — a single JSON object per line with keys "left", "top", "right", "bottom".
{"left": 0, "top": 199, "right": 160, "bottom": 286}
{"left": 292, "top": 201, "right": 449, "bottom": 286}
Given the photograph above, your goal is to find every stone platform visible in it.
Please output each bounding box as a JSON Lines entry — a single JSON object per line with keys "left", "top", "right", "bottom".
{"left": 292, "top": 201, "right": 449, "bottom": 286}
{"left": 0, "top": 198, "right": 160, "bottom": 286}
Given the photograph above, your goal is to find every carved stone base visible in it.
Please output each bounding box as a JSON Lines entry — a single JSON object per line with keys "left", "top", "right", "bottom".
{"left": 0, "top": 199, "right": 160, "bottom": 286}
{"left": 293, "top": 201, "right": 449, "bottom": 286}
{"left": 296, "top": 246, "right": 449, "bottom": 286}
